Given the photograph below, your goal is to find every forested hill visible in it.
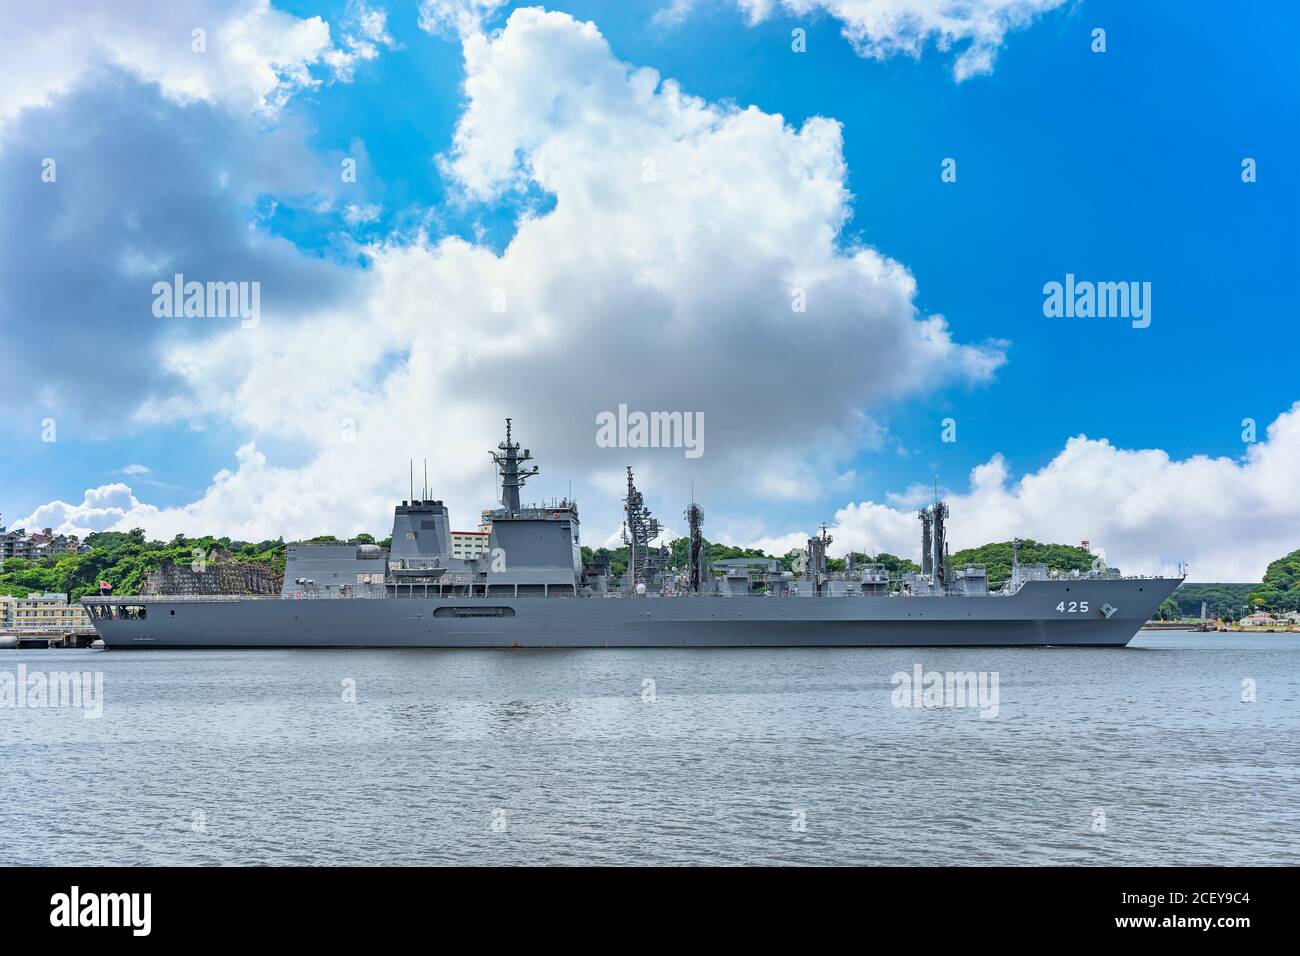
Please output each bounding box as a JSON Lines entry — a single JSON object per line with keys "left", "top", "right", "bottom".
{"left": 948, "top": 540, "right": 1097, "bottom": 590}
{"left": 1169, "top": 583, "right": 1255, "bottom": 618}
{"left": 1246, "top": 549, "right": 1300, "bottom": 612}
{"left": 0, "top": 530, "right": 287, "bottom": 601}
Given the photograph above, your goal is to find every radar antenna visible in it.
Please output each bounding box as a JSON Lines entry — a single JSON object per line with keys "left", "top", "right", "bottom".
{"left": 804, "top": 523, "right": 833, "bottom": 595}
{"left": 919, "top": 507, "right": 933, "bottom": 576}
{"left": 623, "top": 467, "right": 662, "bottom": 590}
{"left": 684, "top": 499, "right": 705, "bottom": 593}
{"left": 490, "top": 418, "right": 539, "bottom": 513}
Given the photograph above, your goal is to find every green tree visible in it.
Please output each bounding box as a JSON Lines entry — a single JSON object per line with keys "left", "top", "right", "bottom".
{"left": 873, "top": 553, "right": 921, "bottom": 577}
{"left": 1246, "top": 549, "right": 1300, "bottom": 613}
{"left": 1169, "top": 583, "right": 1255, "bottom": 618}
{"left": 0, "top": 533, "right": 287, "bottom": 601}
{"left": 949, "top": 540, "right": 1095, "bottom": 591}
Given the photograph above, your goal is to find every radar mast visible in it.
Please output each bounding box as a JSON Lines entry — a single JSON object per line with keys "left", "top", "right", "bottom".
{"left": 623, "top": 467, "right": 663, "bottom": 589}
{"left": 684, "top": 499, "right": 705, "bottom": 593}
{"left": 490, "top": 418, "right": 539, "bottom": 513}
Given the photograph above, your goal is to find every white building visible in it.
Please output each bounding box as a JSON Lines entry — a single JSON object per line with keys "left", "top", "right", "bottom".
{"left": 0, "top": 593, "right": 92, "bottom": 631}
{"left": 450, "top": 531, "right": 490, "bottom": 561}
{"left": 1240, "top": 612, "right": 1278, "bottom": 627}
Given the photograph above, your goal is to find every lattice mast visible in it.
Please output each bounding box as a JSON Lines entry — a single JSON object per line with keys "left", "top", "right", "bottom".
{"left": 623, "top": 466, "right": 661, "bottom": 589}
{"left": 919, "top": 508, "right": 933, "bottom": 576}
{"left": 805, "top": 522, "right": 833, "bottom": 595}
{"left": 684, "top": 501, "right": 705, "bottom": 592}
{"left": 490, "top": 418, "right": 539, "bottom": 513}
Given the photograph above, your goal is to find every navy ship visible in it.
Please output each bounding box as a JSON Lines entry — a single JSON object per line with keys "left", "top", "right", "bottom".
{"left": 83, "top": 421, "right": 1180, "bottom": 649}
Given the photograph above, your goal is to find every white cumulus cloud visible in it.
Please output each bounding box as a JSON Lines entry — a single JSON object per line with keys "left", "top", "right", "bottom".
{"left": 419, "top": 0, "right": 511, "bottom": 38}
{"left": 74, "top": 6, "right": 1000, "bottom": 542}
{"left": 746, "top": 403, "right": 1300, "bottom": 582}
{"left": 732, "top": 0, "right": 1069, "bottom": 81}
{"left": 18, "top": 484, "right": 143, "bottom": 535}
{"left": 9, "top": 4, "right": 1291, "bottom": 590}
{"left": 0, "top": 0, "right": 387, "bottom": 124}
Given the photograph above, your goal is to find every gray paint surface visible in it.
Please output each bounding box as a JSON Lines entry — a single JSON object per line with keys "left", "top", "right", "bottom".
{"left": 86, "top": 578, "right": 1179, "bottom": 649}
{"left": 83, "top": 423, "right": 1181, "bottom": 650}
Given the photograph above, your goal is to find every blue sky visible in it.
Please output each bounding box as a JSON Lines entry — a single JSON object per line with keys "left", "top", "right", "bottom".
{"left": 280, "top": 0, "right": 1298, "bottom": 481}
{"left": 1, "top": 0, "right": 1297, "bottom": 579}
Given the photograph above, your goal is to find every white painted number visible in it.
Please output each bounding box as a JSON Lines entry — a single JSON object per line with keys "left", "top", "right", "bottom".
{"left": 1056, "top": 601, "right": 1090, "bottom": 613}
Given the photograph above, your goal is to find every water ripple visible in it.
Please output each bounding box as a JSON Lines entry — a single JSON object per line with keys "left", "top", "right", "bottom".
{"left": 0, "top": 632, "right": 1296, "bottom": 865}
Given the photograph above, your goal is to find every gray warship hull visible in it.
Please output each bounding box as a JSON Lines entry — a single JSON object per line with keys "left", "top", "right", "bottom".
{"left": 83, "top": 421, "right": 1182, "bottom": 650}
{"left": 85, "top": 578, "right": 1179, "bottom": 649}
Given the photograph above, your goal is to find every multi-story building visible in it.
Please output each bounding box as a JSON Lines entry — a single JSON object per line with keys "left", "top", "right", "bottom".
{"left": 27, "top": 528, "right": 81, "bottom": 558}
{"left": 1, "top": 527, "right": 37, "bottom": 563}
{"left": 0, "top": 593, "right": 92, "bottom": 632}
{"left": 449, "top": 530, "right": 491, "bottom": 561}
{"left": 0, "top": 523, "right": 82, "bottom": 566}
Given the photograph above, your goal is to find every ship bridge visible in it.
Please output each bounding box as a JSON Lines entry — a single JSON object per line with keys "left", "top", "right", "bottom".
{"left": 480, "top": 420, "right": 581, "bottom": 596}
{"left": 384, "top": 419, "right": 582, "bottom": 598}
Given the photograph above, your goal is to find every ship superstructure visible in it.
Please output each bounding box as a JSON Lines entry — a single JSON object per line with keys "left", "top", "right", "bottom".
{"left": 84, "top": 420, "right": 1181, "bottom": 649}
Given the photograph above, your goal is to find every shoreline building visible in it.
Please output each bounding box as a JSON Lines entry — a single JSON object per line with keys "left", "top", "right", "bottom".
{"left": 0, "top": 592, "right": 92, "bottom": 633}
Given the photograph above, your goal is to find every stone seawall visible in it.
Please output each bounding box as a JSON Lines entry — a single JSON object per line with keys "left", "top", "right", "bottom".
{"left": 143, "top": 560, "right": 282, "bottom": 596}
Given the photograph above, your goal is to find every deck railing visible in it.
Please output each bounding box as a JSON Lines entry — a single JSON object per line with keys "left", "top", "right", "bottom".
{"left": 78, "top": 574, "right": 1173, "bottom": 605}
{"left": 0, "top": 621, "right": 96, "bottom": 632}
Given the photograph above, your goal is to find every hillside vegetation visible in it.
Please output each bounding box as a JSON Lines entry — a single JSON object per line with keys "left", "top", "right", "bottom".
{"left": 948, "top": 540, "right": 1097, "bottom": 590}
{"left": 1246, "top": 549, "right": 1300, "bottom": 612}
{"left": 0, "top": 530, "right": 285, "bottom": 602}
{"left": 1169, "top": 583, "right": 1255, "bottom": 618}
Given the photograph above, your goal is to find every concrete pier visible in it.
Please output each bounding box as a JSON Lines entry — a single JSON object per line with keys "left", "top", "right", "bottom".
{"left": 0, "top": 628, "right": 97, "bottom": 649}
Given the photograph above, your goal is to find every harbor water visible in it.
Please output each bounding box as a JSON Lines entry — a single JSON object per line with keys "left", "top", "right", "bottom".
{"left": 1, "top": 631, "right": 1296, "bottom": 865}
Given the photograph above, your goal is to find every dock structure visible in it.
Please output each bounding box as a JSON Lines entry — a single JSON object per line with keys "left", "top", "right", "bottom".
{"left": 1, "top": 592, "right": 96, "bottom": 646}
{"left": 0, "top": 625, "right": 98, "bottom": 649}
